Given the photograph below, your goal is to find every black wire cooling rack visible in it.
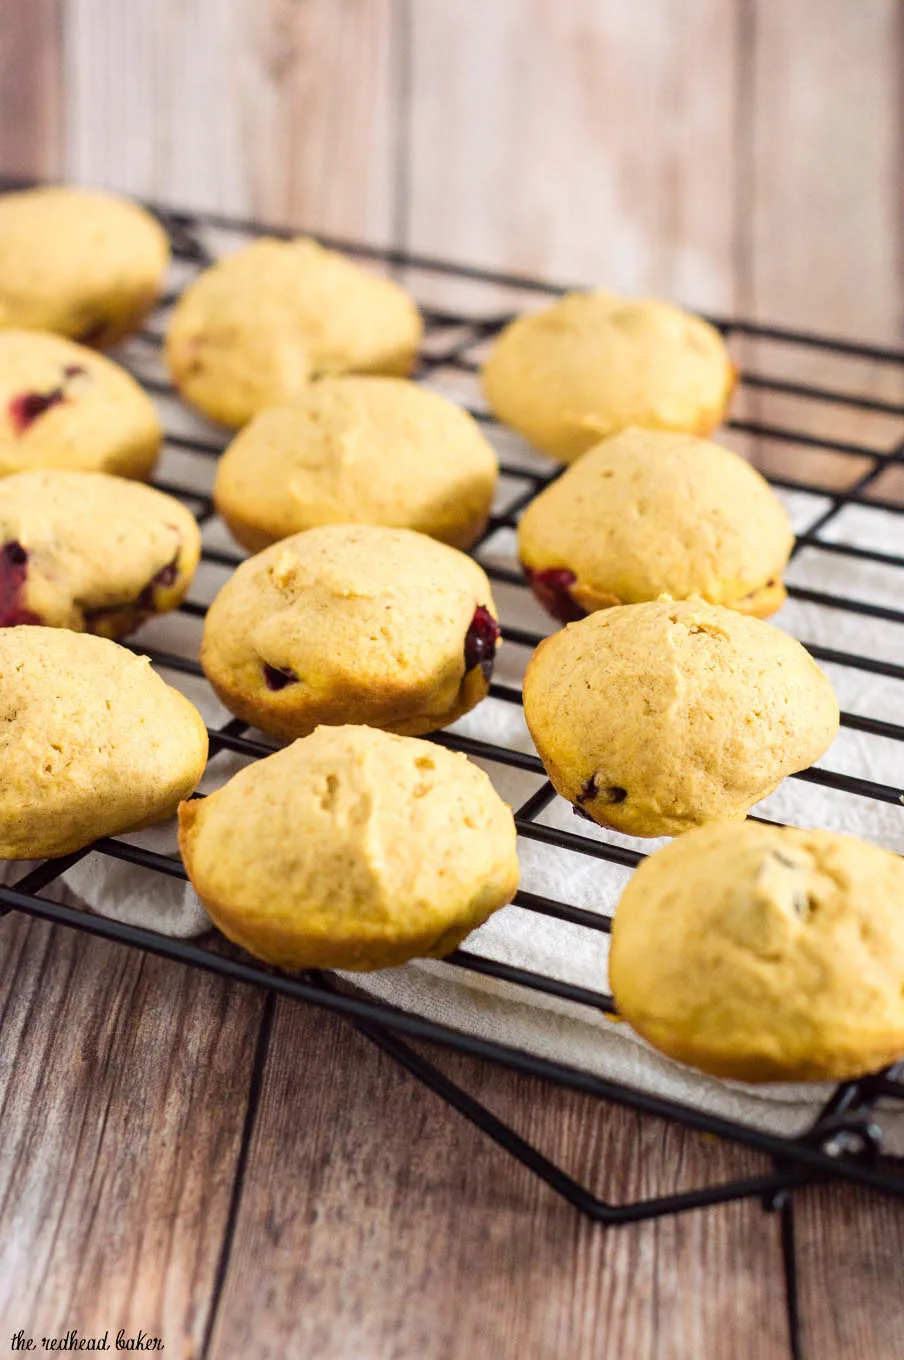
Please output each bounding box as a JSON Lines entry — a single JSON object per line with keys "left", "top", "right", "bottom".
{"left": 3, "top": 193, "right": 904, "bottom": 1358}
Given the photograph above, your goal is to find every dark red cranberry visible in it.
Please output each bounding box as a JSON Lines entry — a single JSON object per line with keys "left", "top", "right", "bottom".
{"left": 156, "top": 561, "right": 179, "bottom": 589}
{"left": 576, "top": 774, "right": 627, "bottom": 810}
{"left": 7, "top": 362, "right": 89, "bottom": 435}
{"left": 83, "top": 553, "right": 182, "bottom": 634}
{"left": 0, "top": 541, "right": 42, "bottom": 626}
{"left": 463, "top": 604, "right": 500, "bottom": 682}
{"left": 523, "top": 566, "right": 586, "bottom": 624}
{"left": 136, "top": 557, "right": 180, "bottom": 611}
{"left": 76, "top": 319, "right": 109, "bottom": 347}
{"left": 263, "top": 664, "right": 299, "bottom": 691}
{"left": 8, "top": 387, "right": 66, "bottom": 434}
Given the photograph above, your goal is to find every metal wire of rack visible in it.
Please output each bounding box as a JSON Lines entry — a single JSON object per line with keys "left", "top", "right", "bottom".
{"left": 2, "top": 191, "right": 904, "bottom": 1359}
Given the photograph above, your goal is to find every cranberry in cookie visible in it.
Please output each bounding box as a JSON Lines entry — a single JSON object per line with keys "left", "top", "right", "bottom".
{"left": 201, "top": 525, "right": 501, "bottom": 741}
{"left": 519, "top": 429, "right": 792, "bottom": 622}
{"left": 523, "top": 598, "right": 839, "bottom": 838}
{"left": 0, "top": 470, "right": 200, "bottom": 637}
{"left": 0, "top": 331, "right": 161, "bottom": 480}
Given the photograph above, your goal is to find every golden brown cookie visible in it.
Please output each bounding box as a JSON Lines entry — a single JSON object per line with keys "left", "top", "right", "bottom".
{"left": 214, "top": 376, "right": 498, "bottom": 552}
{"left": 0, "top": 185, "right": 169, "bottom": 346}
{"left": 0, "top": 330, "right": 161, "bottom": 480}
{"left": 0, "top": 628, "right": 208, "bottom": 858}
{"left": 609, "top": 822, "right": 904, "bottom": 1082}
{"left": 482, "top": 292, "right": 734, "bottom": 462}
{"left": 0, "top": 470, "right": 200, "bottom": 636}
{"left": 179, "top": 724, "right": 519, "bottom": 970}
{"left": 165, "top": 237, "right": 423, "bottom": 427}
{"left": 200, "top": 525, "right": 500, "bottom": 741}
{"left": 523, "top": 598, "right": 839, "bottom": 838}
{"left": 518, "top": 428, "right": 792, "bottom": 621}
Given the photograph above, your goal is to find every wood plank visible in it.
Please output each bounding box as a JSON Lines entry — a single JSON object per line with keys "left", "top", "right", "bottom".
{"left": 4, "top": 11, "right": 901, "bottom": 1360}
{"left": 207, "top": 1001, "right": 789, "bottom": 1360}
{"left": 237, "top": 0, "right": 399, "bottom": 240}
{"left": 737, "top": 0, "right": 904, "bottom": 471}
{"left": 716, "top": 13, "right": 904, "bottom": 1353}
{"left": 405, "top": 0, "right": 740, "bottom": 312}
{"left": 62, "top": 0, "right": 399, "bottom": 240}
{"left": 0, "top": 0, "right": 62, "bottom": 178}
{"left": 745, "top": 0, "right": 902, "bottom": 342}
{"left": 794, "top": 1181, "right": 904, "bottom": 1358}
{"left": 0, "top": 910, "right": 263, "bottom": 1351}
{"left": 63, "top": 0, "right": 248, "bottom": 209}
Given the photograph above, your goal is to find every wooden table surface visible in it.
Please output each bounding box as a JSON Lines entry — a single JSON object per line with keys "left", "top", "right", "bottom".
{"left": 1, "top": 4, "right": 904, "bottom": 1357}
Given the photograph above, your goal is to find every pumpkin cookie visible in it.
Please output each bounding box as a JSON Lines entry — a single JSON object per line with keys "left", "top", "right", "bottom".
{"left": 0, "top": 330, "right": 161, "bottom": 480}
{"left": 0, "top": 470, "right": 200, "bottom": 636}
{"left": 214, "top": 377, "right": 497, "bottom": 553}
{"left": 0, "top": 185, "right": 169, "bottom": 346}
{"left": 482, "top": 292, "right": 734, "bottom": 462}
{"left": 523, "top": 598, "right": 838, "bottom": 838}
{"left": 0, "top": 628, "right": 208, "bottom": 859}
{"left": 519, "top": 428, "right": 791, "bottom": 622}
{"left": 179, "top": 724, "right": 519, "bottom": 970}
{"left": 201, "top": 525, "right": 500, "bottom": 741}
{"left": 609, "top": 822, "right": 904, "bottom": 1082}
{"left": 165, "top": 237, "right": 422, "bottom": 427}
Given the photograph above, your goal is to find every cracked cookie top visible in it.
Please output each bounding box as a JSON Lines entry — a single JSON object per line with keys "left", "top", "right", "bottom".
{"left": 0, "top": 627, "right": 208, "bottom": 859}
{"left": 523, "top": 597, "right": 838, "bottom": 838}
{"left": 609, "top": 821, "right": 904, "bottom": 1082}
{"left": 179, "top": 724, "right": 519, "bottom": 971}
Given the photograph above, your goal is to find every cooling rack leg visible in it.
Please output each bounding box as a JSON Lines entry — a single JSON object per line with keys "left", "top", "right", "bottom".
{"left": 334, "top": 999, "right": 606, "bottom": 1221}
{"left": 312, "top": 975, "right": 809, "bottom": 1228}
{"left": 776, "top": 1192, "right": 803, "bottom": 1360}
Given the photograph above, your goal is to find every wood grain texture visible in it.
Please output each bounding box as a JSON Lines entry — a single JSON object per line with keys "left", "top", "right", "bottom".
{"left": 206, "top": 1002, "right": 789, "bottom": 1360}
{"left": 63, "top": 0, "right": 248, "bottom": 209}
{"left": 238, "top": 0, "right": 400, "bottom": 240}
{"left": 794, "top": 1182, "right": 904, "bottom": 1358}
{"left": 405, "top": 0, "right": 740, "bottom": 312}
{"left": 0, "top": 0, "right": 62, "bottom": 177}
{"left": 62, "top": 0, "right": 399, "bottom": 240}
{"left": 735, "top": 0, "right": 904, "bottom": 484}
{"left": 1, "top": 4, "right": 904, "bottom": 1357}
{"left": 744, "top": 0, "right": 903, "bottom": 340}
{"left": 0, "top": 912, "right": 263, "bottom": 1353}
